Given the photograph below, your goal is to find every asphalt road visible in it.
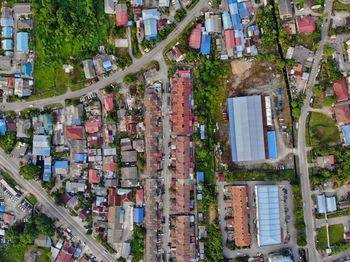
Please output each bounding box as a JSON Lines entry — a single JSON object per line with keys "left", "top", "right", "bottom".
{"left": 297, "top": 1, "right": 333, "bottom": 261}
{"left": 2, "top": 0, "right": 207, "bottom": 112}
{"left": 0, "top": 150, "right": 115, "bottom": 262}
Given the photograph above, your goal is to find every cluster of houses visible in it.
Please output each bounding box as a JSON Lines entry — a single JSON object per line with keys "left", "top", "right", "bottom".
{"left": 187, "top": 0, "right": 260, "bottom": 59}
{"left": 104, "top": 0, "right": 179, "bottom": 43}
{"left": 168, "top": 70, "right": 197, "bottom": 261}
{"left": 82, "top": 48, "right": 117, "bottom": 80}
{"left": 0, "top": 4, "right": 34, "bottom": 98}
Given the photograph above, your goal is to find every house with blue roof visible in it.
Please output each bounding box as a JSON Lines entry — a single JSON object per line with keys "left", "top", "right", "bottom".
{"left": 238, "top": 2, "right": 249, "bottom": 19}
{"left": 73, "top": 153, "right": 87, "bottom": 163}
{"left": 197, "top": 172, "right": 204, "bottom": 183}
{"left": 103, "top": 60, "right": 112, "bottom": 72}
{"left": 22, "top": 63, "right": 33, "bottom": 77}
{"left": 134, "top": 207, "right": 144, "bottom": 223}
{"left": 267, "top": 131, "right": 277, "bottom": 160}
{"left": 16, "top": 32, "right": 29, "bottom": 52}
{"left": 132, "top": 0, "right": 143, "bottom": 5}
{"left": 0, "top": 119, "right": 6, "bottom": 136}
{"left": 2, "top": 39, "right": 13, "bottom": 50}
{"left": 342, "top": 124, "right": 350, "bottom": 145}
{"left": 2, "top": 27, "right": 13, "bottom": 38}
{"left": 0, "top": 204, "right": 4, "bottom": 219}
{"left": 205, "top": 16, "right": 215, "bottom": 33}
{"left": 54, "top": 160, "right": 69, "bottom": 175}
{"left": 142, "top": 9, "right": 160, "bottom": 41}
{"left": 200, "top": 125, "right": 205, "bottom": 140}
{"left": 200, "top": 33, "right": 211, "bottom": 55}
{"left": 43, "top": 156, "right": 52, "bottom": 182}
{"left": 43, "top": 114, "right": 53, "bottom": 134}
{"left": 33, "top": 135, "right": 50, "bottom": 157}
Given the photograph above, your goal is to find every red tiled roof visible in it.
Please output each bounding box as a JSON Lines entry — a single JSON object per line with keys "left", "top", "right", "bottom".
{"left": 335, "top": 104, "right": 350, "bottom": 125}
{"left": 230, "top": 186, "right": 251, "bottom": 247}
{"left": 172, "top": 216, "right": 196, "bottom": 262}
{"left": 104, "top": 94, "right": 114, "bottom": 112}
{"left": 136, "top": 189, "right": 144, "bottom": 206}
{"left": 104, "top": 162, "right": 116, "bottom": 172}
{"left": 170, "top": 76, "right": 193, "bottom": 133}
{"left": 88, "top": 169, "right": 100, "bottom": 184}
{"left": 85, "top": 120, "right": 101, "bottom": 134}
{"left": 188, "top": 24, "right": 201, "bottom": 49}
{"left": 66, "top": 126, "right": 84, "bottom": 140}
{"left": 116, "top": 11, "right": 128, "bottom": 26}
{"left": 3, "top": 213, "right": 13, "bottom": 223}
{"left": 296, "top": 16, "right": 316, "bottom": 34}
{"left": 56, "top": 249, "right": 73, "bottom": 262}
{"left": 225, "top": 29, "right": 235, "bottom": 49}
{"left": 345, "top": 231, "right": 350, "bottom": 240}
{"left": 333, "top": 79, "right": 349, "bottom": 102}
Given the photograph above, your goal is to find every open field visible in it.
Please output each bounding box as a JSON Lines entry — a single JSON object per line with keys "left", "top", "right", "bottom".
{"left": 317, "top": 224, "right": 344, "bottom": 250}
{"left": 308, "top": 112, "right": 340, "bottom": 147}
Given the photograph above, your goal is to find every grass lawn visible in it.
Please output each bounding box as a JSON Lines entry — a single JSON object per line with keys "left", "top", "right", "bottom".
{"left": 26, "top": 194, "right": 37, "bottom": 205}
{"left": 333, "top": 0, "right": 350, "bottom": 11}
{"left": 317, "top": 224, "right": 344, "bottom": 250}
{"left": 308, "top": 112, "right": 340, "bottom": 147}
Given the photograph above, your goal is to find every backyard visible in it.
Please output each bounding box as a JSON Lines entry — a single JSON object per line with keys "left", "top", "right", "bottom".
{"left": 317, "top": 224, "right": 344, "bottom": 250}
{"left": 308, "top": 112, "right": 340, "bottom": 147}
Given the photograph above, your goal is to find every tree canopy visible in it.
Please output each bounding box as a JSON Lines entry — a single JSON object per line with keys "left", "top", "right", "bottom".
{"left": 19, "top": 164, "right": 41, "bottom": 180}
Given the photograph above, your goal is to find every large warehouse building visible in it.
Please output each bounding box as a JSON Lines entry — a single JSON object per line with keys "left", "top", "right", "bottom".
{"left": 255, "top": 185, "right": 282, "bottom": 247}
{"left": 227, "top": 95, "right": 277, "bottom": 162}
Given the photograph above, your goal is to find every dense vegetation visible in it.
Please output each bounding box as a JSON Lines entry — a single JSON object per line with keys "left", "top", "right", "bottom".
{"left": 0, "top": 132, "right": 16, "bottom": 154}
{"left": 0, "top": 214, "right": 55, "bottom": 262}
{"left": 204, "top": 224, "right": 224, "bottom": 262}
{"left": 20, "top": 164, "right": 41, "bottom": 180}
{"left": 131, "top": 225, "right": 145, "bottom": 262}
{"left": 33, "top": 0, "right": 110, "bottom": 92}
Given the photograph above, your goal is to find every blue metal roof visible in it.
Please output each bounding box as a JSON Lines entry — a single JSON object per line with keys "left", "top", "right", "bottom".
{"left": 227, "top": 96, "right": 265, "bottom": 161}
{"left": 238, "top": 2, "right": 249, "bottom": 18}
{"left": 132, "top": 0, "right": 142, "bottom": 5}
{"left": 43, "top": 114, "right": 53, "bottom": 133}
{"left": 222, "top": 11, "right": 233, "bottom": 30}
{"left": 103, "top": 60, "right": 112, "bottom": 72}
{"left": 197, "top": 172, "right": 204, "bottom": 183}
{"left": 55, "top": 161, "right": 69, "bottom": 169}
{"left": 2, "top": 39, "right": 13, "bottom": 50}
{"left": 317, "top": 194, "right": 326, "bottom": 213}
{"left": 0, "top": 17, "right": 13, "bottom": 27}
{"left": 267, "top": 131, "right": 277, "bottom": 160}
{"left": 43, "top": 172, "right": 51, "bottom": 182}
{"left": 200, "top": 33, "right": 211, "bottom": 55}
{"left": 0, "top": 119, "right": 6, "bottom": 136}
{"left": 255, "top": 185, "right": 281, "bottom": 246}
{"left": 134, "top": 207, "right": 144, "bottom": 223}
{"left": 144, "top": 19, "right": 158, "bottom": 41}
{"left": 16, "top": 32, "right": 29, "bottom": 52}
{"left": 23, "top": 63, "right": 33, "bottom": 77}
{"left": 2, "top": 27, "right": 13, "bottom": 38}
{"left": 0, "top": 205, "right": 4, "bottom": 219}
{"left": 205, "top": 17, "right": 215, "bottom": 33}
{"left": 343, "top": 125, "right": 350, "bottom": 144}
{"left": 33, "top": 135, "right": 50, "bottom": 157}
{"left": 73, "top": 153, "right": 87, "bottom": 163}
{"left": 200, "top": 125, "right": 205, "bottom": 139}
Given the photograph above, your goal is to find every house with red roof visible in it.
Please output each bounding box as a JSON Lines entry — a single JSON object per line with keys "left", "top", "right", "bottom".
{"left": 104, "top": 94, "right": 114, "bottom": 112}
{"left": 296, "top": 16, "right": 316, "bottom": 34}
{"left": 116, "top": 4, "right": 128, "bottom": 27}
{"left": 188, "top": 24, "right": 201, "bottom": 49}
{"left": 85, "top": 120, "right": 101, "bottom": 134}
{"left": 104, "top": 162, "right": 116, "bottom": 172}
{"left": 56, "top": 249, "right": 73, "bottom": 262}
{"left": 335, "top": 104, "right": 350, "bottom": 125}
{"left": 225, "top": 29, "right": 235, "bottom": 50}
{"left": 65, "top": 126, "right": 84, "bottom": 140}
{"left": 136, "top": 189, "right": 144, "bottom": 206}
{"left": 333, "top": 79, "right": 349, "bottom": 102}
{"left": 88, "top": 169, "right": 100, "bottom": 184}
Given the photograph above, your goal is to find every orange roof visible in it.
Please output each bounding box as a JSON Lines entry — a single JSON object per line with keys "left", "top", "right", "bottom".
{"left": 136, "top": 189, "right": 144, "bottom": 205}
{"left": 104, "top": 162, "right": 116, "bottom": 172}
{"left": 333, "top": 79, "right": 349, "bottom": 102}
{"left": 104, "top": 94, "right": 114, "bottom": 112}
{"left": 230, "top": 186, "right": 251, "bottom": 247}
{"left": 66, "top": 126, "right": 84, "bottom": 140}
{"left": 85, "top": 120, "right": 101, "bottom": 134}
{"left": 88, "top": 169, "right": 100, "bottom": 184}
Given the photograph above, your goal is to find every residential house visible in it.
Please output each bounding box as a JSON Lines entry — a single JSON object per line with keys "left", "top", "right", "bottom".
{"left": 54, "top": 161, "right": 69, "bottom": 175}
{"left": 66, "top": 181, "right": 86, "bottom": 193}
{"left": 105, "top": 0, "right": 116, "bottom": 14}
{"left": 142, "top": 9, "right": 160, "bottom": 41}
{"left": 277, "top": 0, "right": 293, "bottom": 20}
{"left": 16, "top": 32, "right": 29, "bottom": 52}
{"left": 16, "top": 118, "right": 31, "bottom": 138}
{"left": 116, "top": 4, "right": 128, "bottom": 27}
{"left": 66, "top": 126, "right": 84, "bottom": 140}
{"left": 335, "top": 104, "right": 350, "bottom": 125}
{"left": 121, "top": 166, "right": 138, "bottom": 187}
{"left": 121, "top": 150, "right": 137, "bottom": 162}
{"left": 296, "top": 16, "right": 316, "bottom": 34}
{"left": 188, "top": 24, "right": 201, "bottom": 49}
{"left": 33, "top": 135, "right": 50, "bottom": 157}
{"left": 83, "top": 60, "right": 96, "bottom": 79}
{"left": 333, "top": 79, "right": 349, "bottom": 102}
{"left": 316, "top": 155, "right": 335, "bottom": 169}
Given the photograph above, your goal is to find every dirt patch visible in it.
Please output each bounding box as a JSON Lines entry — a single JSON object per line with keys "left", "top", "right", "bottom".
{"left": 231, "top": 60, "right": 253, "bottom": 76}
{"left": 209, "top": 206, "right": 218, "bottom": 224}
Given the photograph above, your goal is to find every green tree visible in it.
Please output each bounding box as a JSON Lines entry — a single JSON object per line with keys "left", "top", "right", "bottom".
{"left": 20, "top": 164, "right": 41, "bottom": 180}
{"left": 0, "top": 132, "right": 16, "bottom": 154}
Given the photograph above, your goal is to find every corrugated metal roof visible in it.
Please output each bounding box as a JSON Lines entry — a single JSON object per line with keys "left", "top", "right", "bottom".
{"left": 343, "top": 125, "right": 350, "bottom": 144}
{"left": 205, "top": 17, "right": 215, "bottom": 33}
{"left": 144, "top": 19, "right": 158, "bottom": 40}
{"left": 267, "top": 131, "right": 277, "bottom": 160}
{"left": 225, "top": 29, "right": 235, "bottom": 49}
{"left": 159, "top": 0, "right": 170, "bottom": 7}
{"left": 326, "top": 196, "right": 337, "bottom": 212}
{"left": 16, "top": 32, "right": 29, "bottom": 52}
{"left": 227, "top": 96, "right": 265, "bottom": 161}
{"left": 0, "top": 119, "right": 6, "bottom": 136}
{"left": 222, "top": 11, "right": 233, "bottom": 30}
{"left": 2, "top": 27, "right": 13, "bottom": 38}
{"left": 238, "top": 2, "right": 249, "bottom": 18}
{"left": 255, "top": 185, "right": 281, "bottom": 246}
{"left": 1, "top": 39, "right": 12, "bottom": 50}
{"left": 200, "top": 33, "right": 211, "bottom": 55}
{"left": 134, "top": 207, "right": 144, "bottom": 223}
{"left": 317, "top": 194, "right": 326, "bottom": 214}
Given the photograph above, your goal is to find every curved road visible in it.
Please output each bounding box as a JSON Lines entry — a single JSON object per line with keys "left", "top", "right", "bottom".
{"left": 2, "top": 0, "right": 207, "bottom": 112}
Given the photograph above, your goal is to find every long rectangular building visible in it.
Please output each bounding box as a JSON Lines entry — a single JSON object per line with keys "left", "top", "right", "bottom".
{"left": 230, "top": 185, "right": 250, "bottom": 247}
{"left": 227, "top": 96, "right": 266, "bottom": 161}
{"left": 255, "top": 185, "right": 281, "bottom": 247}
